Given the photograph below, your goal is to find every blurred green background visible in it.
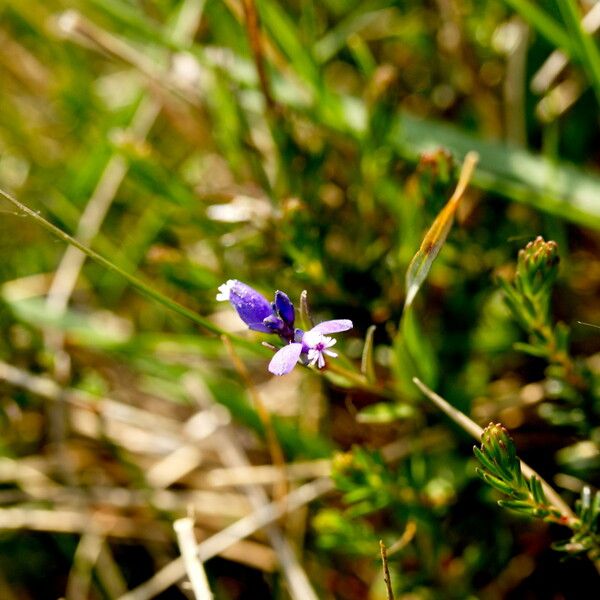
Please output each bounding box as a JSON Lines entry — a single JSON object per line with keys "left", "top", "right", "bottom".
{"left": 1, "top": 0, "right": 600, "bottom": 598}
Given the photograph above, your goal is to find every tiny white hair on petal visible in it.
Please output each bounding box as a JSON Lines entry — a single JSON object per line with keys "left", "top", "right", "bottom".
{"left": 216, "top": 279, "right": 236, "bottom": 302}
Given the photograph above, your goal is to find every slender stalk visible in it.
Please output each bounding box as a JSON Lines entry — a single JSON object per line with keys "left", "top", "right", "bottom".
{"left": 0, "top": 188, "right": 222, "bottom": 337}
{"left": 412, "top": 377, "right": 576, "bottom": 522}
{"left": 379, "top": 540, "right": 395, "bottom": 600}
{"left": 241, "top": 0, "right": 276, "bottom": 111}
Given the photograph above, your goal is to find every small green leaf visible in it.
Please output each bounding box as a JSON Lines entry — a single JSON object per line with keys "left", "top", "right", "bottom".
{"left": 360, "top": 325, "right": 377, "bottom": 383}
{"left": 477, "top": 470, "right": 515, "bottom": 496}
{"left": 356, "top": 402, "right": 415, "bottom": 424}
{"left": 513, "top": 342, "right": 549, "bottom": 358}
{"left": 498, "top": 499, "right": 537, "bottom": 516}
{"left": 473, "top": 445, "right": 500, "bottom": 477}
{"left": 529, "top": 476, "right": 548, "bottom": 505}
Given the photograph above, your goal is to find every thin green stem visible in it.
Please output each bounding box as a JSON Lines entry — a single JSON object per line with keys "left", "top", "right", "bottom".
{"left": 0, "top": 188, "right": 236, "bottom": 341}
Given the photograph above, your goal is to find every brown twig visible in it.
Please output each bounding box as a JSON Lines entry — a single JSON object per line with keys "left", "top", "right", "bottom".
{"left": 241, "top": 0, "right": 276, "bottom": 112}
{"left": 379, "top": 540, "right": 395, "bottom": 600}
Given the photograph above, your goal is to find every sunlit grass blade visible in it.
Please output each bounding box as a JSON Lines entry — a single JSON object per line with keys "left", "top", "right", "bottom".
{"left": 559, "top": 0, "right": 600, "bottom": 104}
{"left": 504, "top": 0, "right": 576, "bottom": 57}
{"left": 404, "top": 151, "right": 479, "bottom": 309}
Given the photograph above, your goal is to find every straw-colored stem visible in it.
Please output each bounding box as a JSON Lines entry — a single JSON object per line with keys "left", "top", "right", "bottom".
{"left": 412, "top": 377, "right": 576, "bottom": 522}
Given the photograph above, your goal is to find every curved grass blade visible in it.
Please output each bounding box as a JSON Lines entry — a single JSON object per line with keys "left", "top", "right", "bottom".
{"left": 404, "top": 151, "right": 479, "bottom": 309}
{"left": 0, "top": 188, "right": 238, "bottom": 341}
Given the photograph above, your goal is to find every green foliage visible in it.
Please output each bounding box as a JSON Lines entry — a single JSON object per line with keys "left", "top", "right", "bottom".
{"left": 475, "top": 422, "right": 600, "bottom": 560}
{"left": 1, "top": 0, "right": 600, "bottom": 597}
{"left": 500, "top": 236, "right": 599, "bottom": 433}
{"left": 556, "top": 487, "right": 600, "bottom": 559}
{"left": 474, "top": 422, "right": 561, "bottom": 520}
{"left": 499, "top": 236, "right": 561, "bottom": 359}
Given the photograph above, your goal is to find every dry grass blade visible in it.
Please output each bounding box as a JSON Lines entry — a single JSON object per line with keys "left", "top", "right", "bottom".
{"left": 0, "top": 507, "right": 167, "bottom": 540}
{"left": 185, "top": 375, "right": 320, "bottom": 600}
{"left": 65, "top": 531, "right": 105, "bottom": 600}
{"left": 173, "top": 517, "right": 214, "bottom": 600}
{"left": 118, "top": 477, "right": 332, "bottom": 600}
{"left": 412, "top": 377, "right": 576, "bottom": 522}
{"left": 203, "top": 460, "right": 331, "bottom": 487}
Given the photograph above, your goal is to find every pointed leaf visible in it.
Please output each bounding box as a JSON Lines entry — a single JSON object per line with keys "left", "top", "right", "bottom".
{"left": 299, "top": 290, "right": 314, "bottom": 330}
{"left": 498, "top": 499, "right": 538, "bottom": 516}
{"left": 360, "top": 325, "right": 376, "bottom": 383}
{"left": 513, "top": 342, "right": 550, "bottom": 358}
{"left": 473, "top": 445, "right": 501, "bottom": 477}
{"left": 477, "top": 470, "right": 515, "bottom": 495}
{"left": 529, "top": 476, "right": 548, "bottom": 505}
{"left": 404, "top": 152, "right": 478, "bottom": 308}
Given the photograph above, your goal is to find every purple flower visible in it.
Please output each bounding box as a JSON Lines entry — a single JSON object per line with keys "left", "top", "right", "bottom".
{"left": 217, "top": 279, "right": 274, "bottom": 333}
{"left": 268, "top": 319, "right": 353, "bottom": 376}
{"left": 216, "top": 280, "right": 297, "bottom": 342}
{"left": 217, "top": 280, "right": 352, "bottom": 376}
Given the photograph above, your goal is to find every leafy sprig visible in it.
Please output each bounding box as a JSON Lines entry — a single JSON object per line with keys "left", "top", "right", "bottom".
{"left": 474, "top": 422, "right": 564, "bottom": 522}
{"left": 498, "top": 236, "right": 568, "bottom": 363}
{"left": 499, "top": 236, "right": 596, "bottom": 428}
{"left": 475, "top": 422, "right": 600, "bottom": 560}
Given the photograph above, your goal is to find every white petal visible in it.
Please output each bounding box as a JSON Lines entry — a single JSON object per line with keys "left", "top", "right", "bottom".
{"left": 307, "top": 349, "right": 320, "bottom": 366}
{"left": 322, "top": 336, "right": 336, "bottom": 349}
{"left": 216, "top": 279, "right": 236, "bottom": 302}
{"left": 310, "top": 319, "right": 353, "bottom": 335}
{"left": 302, "top": 330, "right": 323, "bottom": 348}
{"left": 268, "top": 343, "right": 303, "bottom": 376}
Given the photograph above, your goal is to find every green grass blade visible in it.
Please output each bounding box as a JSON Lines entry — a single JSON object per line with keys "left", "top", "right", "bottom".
{"left": 559, "top": 0, "right": 600, "bottom": 104}
{"left": 0, "top": 188, "right": 225, "bottom": 337}
{"left": 393, "top": 113, "right": 600, "bottom": 229}
{"left": 503, "top": 0, "right": 576, "bottom": 56}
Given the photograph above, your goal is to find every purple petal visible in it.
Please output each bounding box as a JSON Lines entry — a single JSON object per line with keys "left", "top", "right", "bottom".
{"left": 274, "top": 291, "right": 295, "bottom": 325}
{"left": 268, "top": 343, "right": 303, "bottom": 375}
{"left": 309, "top": 319, "right": 353, "bottom": 335}
{"left": 247, "top": 322, "right": 275, "bottom": 333}
{"left": 228, "top": 281, "right": 274, "bottom": 327}
{"left": 262, "top": 314, "right": 285, "bottom": 332}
